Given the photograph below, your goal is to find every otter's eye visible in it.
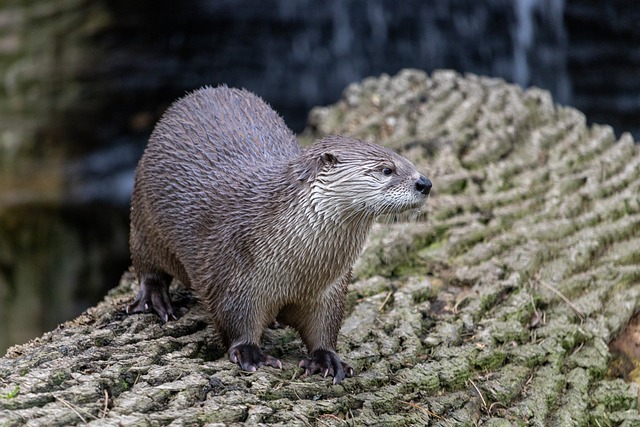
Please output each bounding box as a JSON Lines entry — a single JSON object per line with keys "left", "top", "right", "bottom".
{"left": 382, "top": 167, "right": 393, "bottom": 176}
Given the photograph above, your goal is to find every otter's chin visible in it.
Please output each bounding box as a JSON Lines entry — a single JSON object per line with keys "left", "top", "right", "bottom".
{"left": 372, "top": 197, "right": 428, "bottom": 219}
{"left": 377, "top": 208, "right": 425, "bottom": 224}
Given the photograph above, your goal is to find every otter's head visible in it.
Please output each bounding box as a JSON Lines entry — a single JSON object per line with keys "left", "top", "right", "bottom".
{"left": 297, "top": 136, "right": 431, "bottom": 219}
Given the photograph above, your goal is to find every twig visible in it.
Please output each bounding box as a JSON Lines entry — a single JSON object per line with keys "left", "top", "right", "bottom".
{"left": 399, "top": 400, "right": 447, "bottom": 423}
{"left": 54, "top": 396, "right": 94, "bottom": 423}
{"left": 534, "top": 279, "right": 585, "bottom": 320}
{"left": 379, "top": 289, "right": 393, "bottom": 311}
{"left": 488, "top": 401, "right": 508, "bottom": 414}
{"left": 317, "top": 414, "right": 345, "bottom": 425}
{"left": 469, "top": 379, "right": 487, "bottom": 410}
{"left": 101, "top": 389, "right": 109, "bottom": 418}
{"left": 529, "top": 294, "right": 541, "bottom": 323}
{"left": 133, "top": 370, "right": 142, "bottom": 386}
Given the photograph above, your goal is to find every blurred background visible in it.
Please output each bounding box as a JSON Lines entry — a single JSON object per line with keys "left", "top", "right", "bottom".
{"left": 1, "top": 0, "right": 639, "bottom": 355}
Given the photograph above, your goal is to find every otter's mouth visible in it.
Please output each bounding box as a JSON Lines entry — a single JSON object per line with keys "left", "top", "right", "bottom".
{"left": 406, "top": 196, "right": 430, "bottom": 212}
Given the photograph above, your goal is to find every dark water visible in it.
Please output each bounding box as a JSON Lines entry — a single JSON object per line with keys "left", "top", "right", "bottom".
{"left": 1, "top": 0, "right": 639, "bottom": 354}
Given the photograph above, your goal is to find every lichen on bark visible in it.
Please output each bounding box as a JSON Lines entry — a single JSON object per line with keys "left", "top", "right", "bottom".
{"left": 2, "top": 69, "right": 640, "bottom": 425}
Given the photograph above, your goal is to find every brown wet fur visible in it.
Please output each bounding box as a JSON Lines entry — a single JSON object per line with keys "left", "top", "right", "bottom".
{"left": 128, "top": 86, "right": 431, "bottom": 383}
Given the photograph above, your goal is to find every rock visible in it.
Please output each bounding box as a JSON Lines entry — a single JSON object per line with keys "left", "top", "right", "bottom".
{"left": 1, "top": 69, "right": 639, "bottom": 425}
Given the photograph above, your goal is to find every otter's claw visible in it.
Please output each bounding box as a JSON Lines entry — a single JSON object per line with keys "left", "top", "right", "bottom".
{"left": 126, "top": 283, "right": 177, "bottom": 323}
{"left": 299, "top": 349, "right": 354, "bottom": 384}
{"left": 229, "top": 344, "right": 282, "bottom": 372}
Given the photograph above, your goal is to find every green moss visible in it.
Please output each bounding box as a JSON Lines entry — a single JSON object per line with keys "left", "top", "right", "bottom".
{"left": 50, "top": 370, "right": 69, "bottom": 386}
{"left": 103, "top": 367, "right": 142, "bottom": 395}
{"left": 590, "top": 379, "right": 638, "bottom": 414}
{"left": 0, "top": 385, "right": 19, "bottom": 399}
{"left": 480, "top": 364, "right": 531, "bottom": 404}
{"left": 421, "top": 239, "right": 445, "bottom": 252}
{"left": 368, "top": 395, "right": 403, "bottom": 415}
{"left": 93, "top": 335, "right": 112, "bottom": 347}
{"left": 615, "top": 266, "right": 640, "bottom": 287}
{"left": 448, "top": 226, "right": 493, "bottom": 257}
{"left": 487, "top": 320, "right": 529, "bottom": 345}
{"left": 411, "top": 285, "right": 438, "bottom": 304}
{"left": 472, "top": 348, "right": 507, "bottom": 371}
{"left": 566, "top": 340, "right": 609, "bottom": 379}
{"left": 448, "top": 178, "right": 468, "bottom": 195}
{"left": 117, "top": 378, "right": 130, "bottom": 393}
{"left": 391, "top": 262, "right": 431, "bottom": 279}
{"left": 344, "top": 291, "right": 360, "bottom": 315}
{"left": 507, "top": 343, "right": 549, "bottom": 368}
{"left": 432, "top": 204, "right": 464, "bottom": 221}
{"left": 483, "top": 418, "right": 520, "bottom": 427}
{"left": 397, "top": 366, "right": 441, "bottom": 394}
{"left": 478, "top": 290, "right": 502, "bottom": 313}
{"left": 510, "top": 364, "right": 566, "bottom": 421}
{"left": 384, "top": 226, "right": 451, "bottom": 279}
{"left": 537, "top": 322, "right": 590, "bottom": 353}
{"left": 435, "top": 358, "right": 471, "bottom": 390}
{"left": 420, "top": 224, "right": 450, "bottom": 249}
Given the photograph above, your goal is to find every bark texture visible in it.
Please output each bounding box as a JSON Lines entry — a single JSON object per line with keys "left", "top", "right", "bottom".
{"left": 1, "top": 70, "right": 639, "bottom": 426}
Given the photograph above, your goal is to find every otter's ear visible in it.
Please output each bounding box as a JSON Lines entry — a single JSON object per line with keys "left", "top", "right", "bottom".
{"left": 320, "top": 152, "right": 338, "bottom": 166}
{"left": 292, "top": 151, "right": 339, "bottom": 184}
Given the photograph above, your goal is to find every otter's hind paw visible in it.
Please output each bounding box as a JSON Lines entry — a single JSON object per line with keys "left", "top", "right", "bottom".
{"left": 229, "top": 344, "right": 282, "bottom": 372}
{"left": 300, "top": 349, "right": 354, "bottom": 384}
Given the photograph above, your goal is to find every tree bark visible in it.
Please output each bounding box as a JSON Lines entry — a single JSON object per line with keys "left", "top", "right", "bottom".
{"left": 1, "top": 69, "right": 638, "bottom": 426}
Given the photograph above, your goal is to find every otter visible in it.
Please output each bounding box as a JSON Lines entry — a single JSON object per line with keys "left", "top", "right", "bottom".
{"left": 127, "top": 86, "right": 431, "bottom": 384}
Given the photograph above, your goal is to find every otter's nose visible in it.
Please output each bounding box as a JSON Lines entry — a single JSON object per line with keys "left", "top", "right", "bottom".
{"left": 415, "top": 176, "right": 432, "bottom": 195}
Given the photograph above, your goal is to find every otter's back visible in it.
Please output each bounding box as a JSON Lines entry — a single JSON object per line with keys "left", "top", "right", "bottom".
{"left": 132, "top": 87, "right": 302, "bottom": 275}
{"left": 148, "top": 86, "right": 301, "bottom": 171}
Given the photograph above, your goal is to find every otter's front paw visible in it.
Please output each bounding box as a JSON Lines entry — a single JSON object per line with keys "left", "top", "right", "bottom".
{"left": 229, "top": 344, "right": 282, "bottom": 372}
{"left": 126, "top": 286, "right": 177, "bottom": 323}
{"left": 299, "top": 349, "right": 354, "bottom": 384}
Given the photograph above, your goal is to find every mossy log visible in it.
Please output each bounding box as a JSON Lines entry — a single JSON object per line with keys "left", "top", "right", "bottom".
{"left": 2, "top": 70, "right": 639, "bottom": 426}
